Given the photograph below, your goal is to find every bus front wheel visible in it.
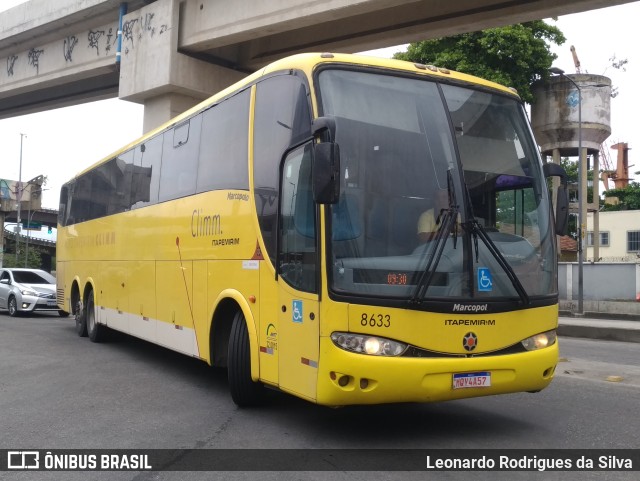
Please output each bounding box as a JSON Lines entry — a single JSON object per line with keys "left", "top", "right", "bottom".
{"left": 228, "top": 311, "right": 264, "bottom": 407}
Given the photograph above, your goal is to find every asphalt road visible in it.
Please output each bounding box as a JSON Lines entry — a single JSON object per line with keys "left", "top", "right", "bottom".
{"left": 0, "top": 312, "right": 638, "bottom": 481}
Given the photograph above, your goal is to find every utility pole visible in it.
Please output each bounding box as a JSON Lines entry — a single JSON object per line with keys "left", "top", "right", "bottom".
{"left": 15, "top": 133, "right": 26, "bottom": 263}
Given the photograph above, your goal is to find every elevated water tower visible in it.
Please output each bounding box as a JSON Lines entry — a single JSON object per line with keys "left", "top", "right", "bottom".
{"left": 531, "top": 73, "right": 612, "bottom": 262}
{"left": 532, "top": 74, "right": 611, "bottom": 155}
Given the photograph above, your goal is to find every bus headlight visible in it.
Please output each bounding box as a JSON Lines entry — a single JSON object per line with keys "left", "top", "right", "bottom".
{"left": 521, "top": 330, "right": 557, "bottom": 351}
{"left": 331, "top": 332, "right": 407, "bottom": 356}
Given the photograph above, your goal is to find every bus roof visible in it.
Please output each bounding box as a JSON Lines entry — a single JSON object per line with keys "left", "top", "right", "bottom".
{"left": 69, "top": 52, "right": 519, "bottom": 181}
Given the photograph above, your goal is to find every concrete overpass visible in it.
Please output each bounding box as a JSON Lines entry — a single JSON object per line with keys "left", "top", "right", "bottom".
{"left": 0, "top": 0, "right": 634, "bottom": 133}
{"left": 2, "top": 208, "right": 58, "bottom": 271}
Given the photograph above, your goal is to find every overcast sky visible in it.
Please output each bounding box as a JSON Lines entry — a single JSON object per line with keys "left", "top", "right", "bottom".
{"left": 1, "top": 1, "right": 638, "bottom": 210}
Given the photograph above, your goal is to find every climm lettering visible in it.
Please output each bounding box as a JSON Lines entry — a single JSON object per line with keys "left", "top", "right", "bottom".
{"left": 192, "top": 210, "right": 222, "bottom": 237}
{"left": 445, "top": 319, "right": 496, "bottom": 326}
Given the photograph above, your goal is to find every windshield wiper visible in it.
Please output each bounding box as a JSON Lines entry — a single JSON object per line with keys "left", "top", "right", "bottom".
{"left": 410, "top": 170, "right": 459, "bottom": 303}
{"left": 468, "top": 219, "right": 530, "bottom": 306}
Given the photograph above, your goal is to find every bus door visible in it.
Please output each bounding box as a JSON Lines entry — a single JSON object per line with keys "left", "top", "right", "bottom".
{"left": 276, "top": 143, "right": 320, "bottom": 401}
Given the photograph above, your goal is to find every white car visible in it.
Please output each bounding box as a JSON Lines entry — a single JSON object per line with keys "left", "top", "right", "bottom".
{"left": 0, "top": 268, "right": 67, "bottom": 317}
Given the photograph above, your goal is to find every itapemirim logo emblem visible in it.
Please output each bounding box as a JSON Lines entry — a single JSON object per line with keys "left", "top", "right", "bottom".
{"left": 462, "top": 332, "right": 478, "bottom": 352}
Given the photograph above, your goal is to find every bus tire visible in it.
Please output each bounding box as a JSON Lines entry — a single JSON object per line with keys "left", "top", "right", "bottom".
{"left": 228, "top": 311, "right": 264, "bottom": 407}
{"left": 75, "top": 299, "right": 88, "bottom": 337}
{"left": 86, "top": 290, "right": 106, "bottom": 343}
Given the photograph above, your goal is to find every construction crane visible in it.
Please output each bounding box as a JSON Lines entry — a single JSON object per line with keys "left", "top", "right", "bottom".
{"left": 601, "top": 143, "right": 632, "bottom": 191}
{"left": 600, "top": 140, "right": 614, "bottom": 172}
{"left": 600, "top": 141, "right": 614, "bottom": 191}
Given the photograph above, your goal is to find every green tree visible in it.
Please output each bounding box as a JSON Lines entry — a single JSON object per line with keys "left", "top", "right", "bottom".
{"left": 393, "top": 21, "right": 565, "bottom": 104}
{"left": 1, "top": 246, "right": 43, "bottom": 269}
{"left": 560, "top": 157, "right": 578, "bottom": 183}
{"left": 603, "top": 182, "right": 640, "bottom": 211}
{"left": 560, "top": 157, "right": 603, "bottom": 205}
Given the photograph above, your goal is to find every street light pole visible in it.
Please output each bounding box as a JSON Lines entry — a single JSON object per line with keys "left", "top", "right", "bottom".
{"left": 549, "top": 67, "right": 583, "bottom": 315}
{"left": 15, "top": 133, "right": 26, "bottom": 263}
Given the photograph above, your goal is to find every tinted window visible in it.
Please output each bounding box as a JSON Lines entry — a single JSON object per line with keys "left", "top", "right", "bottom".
{"left": 254, "top": 74, "right": 311, "bottom": 264}
{"left": 58, "top": 185, "right": 69, "bottom": 226}
{"left": 67, "top": 170, "right": 102, "bottom": 223}
{"left": 159, "top": 115, "right": 202, "bottom": 202}
{"left": 132, "top": 134, "right": 162, "bottom": 209}
{"left": 12, "top": 270, "right": 54, "bottom": 284}
{"left": 197, "top": 89, "right": 250, "bottom": 192}
{"left": 279, "top": 143, "right": 317, "bottom": 293}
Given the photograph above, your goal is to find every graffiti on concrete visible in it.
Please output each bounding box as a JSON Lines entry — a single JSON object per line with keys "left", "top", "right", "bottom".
{"left": 6, "top": 54, "right": 18, "bottom": 76}
{"left": 141, "top": 13, "right": 155, "bottom": 39}
{"left": 88, "top": 30, "right": 105, "bottom": 55}
{"left": 105, "top": 27, "right": 115, "bottom": 53}
{"left": 122, "top": 18, "right": 138, "bottom": 51}
{"left": 122, "top": 12, "right": 169, "bottom": 55}
{"left": 63, "top": 36, "right": 78, "bottom": 62}
{"left": 28, "top": 48, "right": 44, "bottom": 73}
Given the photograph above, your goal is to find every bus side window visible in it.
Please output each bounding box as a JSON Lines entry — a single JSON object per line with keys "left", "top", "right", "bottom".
{"left": 197, "top": 89, "right": 250, "bottom": 193}
{"left": 279, "top": 143, "right": 317, "bottom": 293}
{"left": 159, "top": 115, "right": 202, "bottom": 202}
{"left": 254, "top": 73, "right": 312, "bottom": 266}
{"left": 58, "top": 185, "right": 70, "bottom": 226}
{"left": 132, "top": 135, "right": 162, "bottom": 208}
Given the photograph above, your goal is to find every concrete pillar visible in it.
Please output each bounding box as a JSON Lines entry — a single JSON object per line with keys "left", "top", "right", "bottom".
{"left": 551, "top": 149, "right": 561, "bottom": 211}
{"left": 143, "top": 92, "right": 202, "bottom": 133}
{"left": 592, "top": 151, "right": 600, "bottom": 262}
{"left": 550, "top": 149, "right": 561, "bottom": 258}
{"left": 579, "top": 146, "right": 588, "bottom": 264}
{"left": 0, "top": 212, "right": 4, "bottom": 268}
{"left": 118, "top": 0, "right": 246, "bottom": 134}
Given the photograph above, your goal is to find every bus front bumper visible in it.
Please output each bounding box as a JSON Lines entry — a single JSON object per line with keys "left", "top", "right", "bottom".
{"left": 315, "top": 337, "right": 558, "bottom": 406}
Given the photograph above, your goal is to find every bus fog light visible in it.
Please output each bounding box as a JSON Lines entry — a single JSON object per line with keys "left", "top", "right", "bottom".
{"left": 331, "top": 332, "right": 407, "bottom": 356}
{"left": 522, "top": 330, "right": 556, "bottom": 351}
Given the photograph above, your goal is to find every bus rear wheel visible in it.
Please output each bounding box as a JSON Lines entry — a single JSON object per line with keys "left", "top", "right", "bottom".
{"left": 86, "top": 290, "right": 107, "bottom": 343}
{"left": 75, "top": 298, "right": 87, "bottom": 337}
{"left": 228, "top": 311, "right": 264, "bottom": 407}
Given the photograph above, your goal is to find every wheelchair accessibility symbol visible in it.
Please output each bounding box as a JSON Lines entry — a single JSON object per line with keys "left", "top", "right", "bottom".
{"left": 477, "top": 268, "right": 493, "bottom": 292}
{"left": 292, "top": 300, "right": 303, "bottom": 323}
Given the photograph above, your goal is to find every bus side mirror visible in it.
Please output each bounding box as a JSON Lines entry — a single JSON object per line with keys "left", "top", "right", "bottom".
{"left": 313, "top": 142, "right": 340, "bottom": 204}
{"left": 543, "top": 163, "right": 569, "bottom": 236}
{"left": 555, "top": 186, "right": 569, "bottom": 236}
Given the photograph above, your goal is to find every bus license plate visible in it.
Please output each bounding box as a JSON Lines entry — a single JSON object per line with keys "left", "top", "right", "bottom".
{"left": 452, "top": 372, "right": 491, "bottom": 389}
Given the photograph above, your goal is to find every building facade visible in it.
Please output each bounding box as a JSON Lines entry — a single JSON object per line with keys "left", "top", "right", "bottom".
{"left": 586, "top": 210, "right": 640, "bottom": 262}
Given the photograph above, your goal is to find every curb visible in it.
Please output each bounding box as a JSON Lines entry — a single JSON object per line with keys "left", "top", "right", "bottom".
{"left": 559, "top": 310, "right": 640, "bottom": 322}
{"left": 557, "top": 324, "right": 640, "bottom": 343}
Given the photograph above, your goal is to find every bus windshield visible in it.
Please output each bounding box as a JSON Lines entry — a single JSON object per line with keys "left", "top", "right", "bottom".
{"left": 319, "top": 68, "right": 556, "bottom": 304}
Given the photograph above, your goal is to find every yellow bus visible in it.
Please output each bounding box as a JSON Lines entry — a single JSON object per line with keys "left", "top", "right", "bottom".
{"left": 57, "top": 53, "right": 568, "bottom": 407}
